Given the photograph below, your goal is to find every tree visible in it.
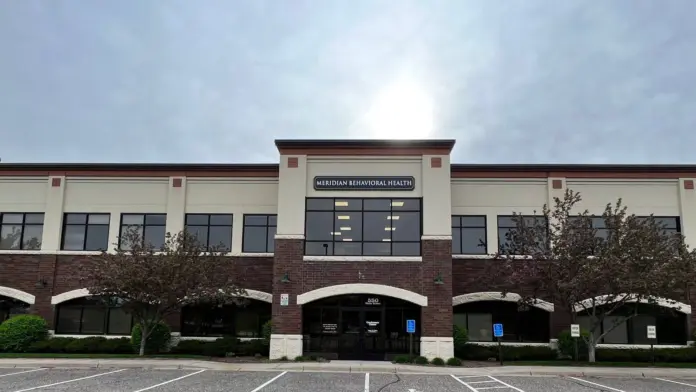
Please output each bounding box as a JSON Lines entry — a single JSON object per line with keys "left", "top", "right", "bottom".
{"left": 486, "top": 189, "right": 692, "bottom": 362}
{"left": 80, "top": 229, "right": 246, "bottom": 356}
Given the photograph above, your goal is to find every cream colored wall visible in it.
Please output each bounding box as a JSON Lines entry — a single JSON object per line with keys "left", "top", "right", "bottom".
{"left": 566, "top": 180, "right": 680, "bottom": 216}
{"left": 276, "top": 156, "right": 307, "bottom": 236}
{"left": 421, "top": 155, "right": 452, "bottom": 237}
{"left": 678, "top": 179, "right": 696, "bottom": 248}
{"left": 0, "top": 177, "right": 48, "bottom": 213}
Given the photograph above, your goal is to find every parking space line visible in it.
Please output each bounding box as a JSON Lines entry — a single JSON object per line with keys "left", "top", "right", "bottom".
{"left": 132, "top": 369, "right": 206, "bottom": 392}
{"left": 11, "top": 368, "right": 127, "bottom": 392}
{"left": 487, "top": 376, "right": 525, "bottom": 392}
{"left": 0, "top": 369, "right": 46, "bottom": 378}
{"left": 450, "top": 375, "right": 525, "bottom": 392}
{"left": 249, "top": 371, "right": 288, "bottom": 392}
{"left": 451, "top": 375, "right": 478, "bottom": 392}
{"left": 567, "top": 377, "right": 626, "bottom": 392}
{"left": 655, "top": 378, "right": 696, "bottom": 388}
{"left": 477, "top": 387, "right": 508, "bottom": 390}
{"left": 364, "top": 373, "right": 369, "bottom": 392}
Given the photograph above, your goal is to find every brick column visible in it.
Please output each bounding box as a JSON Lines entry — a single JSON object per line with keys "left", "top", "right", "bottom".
{"left": 420, "top": 238, "right": 454, "bottom": 359}
{"left": 269, "top": 236, "right": 304, "bottom": 359}
{"left": 32, "top": 255, "right": 57, "bottom": 329}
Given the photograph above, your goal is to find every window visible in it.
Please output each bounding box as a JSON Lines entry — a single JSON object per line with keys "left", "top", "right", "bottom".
{"left": 0, "top": 213, "right": 44, "bottom": 250}
{"left": 305, "top": 198, "right": 422, "bottom": 256}
{"left": 242, "top": 215, "right": 277, "bottom": 253}
{"left": 452, "top": 216, "right": 486, "bottom": 255}
{"left": 454, "top": 301, "right": 550, "bottom": 342}
{"left": 497, "top": 215, "right": 548, "bottom": 254}
{"left": 569, "top": 215, "right": 681, "bottom": 254}
{"left": 638, "top": 216, "right": 681, "bottom": 235}
{"left": 0, "top": 296, "right": 30, "bottom": 322}
{"left": 55, "top": 297, "right": 132, "bottom": 335}
{"left": 180, "top": 300, "right": 271, "bottom": 337}
{"left": 185, "top": 214, "right": 233, "bottom": 251}
{"left": 119, "top": 214, "right": 167, "bottom": 250}
{"left": 62, "top": 213, "right": 110, "bottom": 251}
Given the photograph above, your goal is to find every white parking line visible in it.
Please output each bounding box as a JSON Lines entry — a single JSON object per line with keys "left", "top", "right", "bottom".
{"left": 250, "top": 371, "right": 288, "bottom": 392}
{"left": 364, "top": 373, "right": 370, "bottom": 392}
{"left": 567, "top": 377, "right": 626, "bottom": 392}
{"left": 451, "top": 375, "right": 525, "bottom": 391}
{"left": 655, "top": 378, "right": 696, "bottom": 388}
{"left": 487, "top": 376, "right": 525, "bottom": 392}
{"left": 132, "top": 369, "right": 206, "bottom": 392}
{"left": 0, "top": 369, "right": 46, "bottom": 378}
{"left": 12, "top": 368, "right": 127, "bottom": 392}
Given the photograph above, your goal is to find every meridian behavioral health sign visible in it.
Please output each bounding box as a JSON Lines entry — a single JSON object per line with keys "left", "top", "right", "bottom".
{"left": 313, "top": 176, "right": 416, "bottom": 191}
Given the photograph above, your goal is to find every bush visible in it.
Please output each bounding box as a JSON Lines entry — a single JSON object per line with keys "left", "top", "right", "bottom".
{"left": 295, "top": 355, "right": 308, "bottom": 361}
{"left": 262, "top": 321, "right": 272, "bottom": 347}
{"left": 431, "top": 357, "right": 445, "bottom": 366}
{"left": 597, "top": 347, "right": 696, "bottom": 363}
{"left": 99, "top": 338, "right": 133, "bottom": 354}
{"left": 28, "top": 337, "right": 74, "bottom": 353}
{"left": 239, "top": 339, "right": 268, "bottom": 357}
{"left": 446, "top": 357, "right": 462, "bottom": 366}
{"left": 27, "top": 337, "right": 133, "bottom": 354}
{"left": 457, "top": 344, "right": 556, "bottom": 361}
{"left": 453, "top": 325, "right": 469, "bottom": 358}
{"left": 557, "top": 329, "right": 590, "bottom": 360}
{"left": 393, "top": 355, "right": 413, "bottom": 364}
{"left": 413, "top": 356, "right": 428, "bottom": 365}
{"left": 65, "top": 337, "right": 108, "bottom": 353}
{"left": 172, "top": 340, "right": 208, "bottom": 355}
{"left": 131, "top": 323, "right": 171, "bottom": 354}
{"left": 0, "top": 315, "right": 48, "bottom": 352}
{"left": 202, "top": 337, "right": 239, "bottom": 357}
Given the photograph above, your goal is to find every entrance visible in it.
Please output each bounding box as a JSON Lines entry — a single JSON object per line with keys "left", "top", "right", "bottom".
{"left": 303, "top": 294, "right": 420, "bottom": 360}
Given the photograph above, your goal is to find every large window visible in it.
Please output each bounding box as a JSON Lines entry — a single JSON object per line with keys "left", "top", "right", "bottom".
{"left": 0, "top": 296, "right": 29, "bottom": 322}
{"left": 454, "top": 301, "right": 550, "bottom": 342}
{"left": 62, "top": 213, "right": 110, "bottom": 251}
{"left": 0, "top": 213, "right": 44, "bottom": 250}
{"left": 185, "top": 214, "right": 233, "bottom": 251}
{"left": 242, "top": 214, "right": 277, "bottom": 253}
{"left": 452, "top": 216, "right": 487, "bottom": 255}
{"left": 119, "top": 214, "right": 167, "bottom": 250}
{"left": 305, "top": 198, "right": 422, "bottom": 256}
{"left": 569, "top": 215, "right": 680, "bottom": 254}
{"left": 55, "top": 297, "right": 132, "bottom": 335}
{"left": 497, "top": 215, "right": 548, "bottom": 254}
{"left": 181, "top": 300, "right": 271, "bottom": 337}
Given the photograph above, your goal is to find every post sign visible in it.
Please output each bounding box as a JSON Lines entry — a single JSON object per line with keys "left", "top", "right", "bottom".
{"left": 406, "top": 319, "right": 416, "bottom": 334}
{"left": 313, "top": 176, "right": 415, "bottom": 191}
{"left": 570, "top": 324, "right": 580, "bottom": 338}
{"left": 280, "top": 294, "right": 289, "bottom": 306}
{"left": 493, "top": 323, "right": 504, "bottom": 338}
{"left": 647, "top": 325, "right": 656, "bottom": 339}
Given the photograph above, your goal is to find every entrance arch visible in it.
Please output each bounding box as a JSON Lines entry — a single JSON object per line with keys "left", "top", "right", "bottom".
{"left": 453, "top": 292, "right": 554, "bottom": 312}
{"left": 0, "top": 286, "right": 35, "bottom": 305}
{"left": 297, "top": 284, "right": 427, "bottom": 307}
{"left": 51, "top": 288, "right": 273, "bottom": 305}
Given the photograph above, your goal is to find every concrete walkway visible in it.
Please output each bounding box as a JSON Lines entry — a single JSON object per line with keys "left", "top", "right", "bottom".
{"left": 1, "top": 358, "right": 696, "bottom": 378}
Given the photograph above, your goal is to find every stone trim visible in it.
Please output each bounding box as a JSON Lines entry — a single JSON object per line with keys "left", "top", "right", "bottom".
{"left": 274, "top": 234, "right": 305, "bottom": 240}
{"left": 452, "top": 254, "right": 494, "bottom": 259}
{"left": 303, "top": 256, "right": 422, "bottom": 262}
{"left": 297, "top": 283, "right": 428, "bottom": 307}
{"left": 421, "top": 235, "right": 452, "bottom": 240}
{"left": 573, "top": 294, "right": 691, "bottom": 314}
{"left": 269, "top": 334, "right": 303, "bottom": 360}
{"left": 239, "top": 253, "right": 274, "bottom": 257}
{"left": 420, "top": 337, "right": 454, "bottom": 360}
{"left": 471, "top": 342, "right": 550, "bottom": 347}
{"left": 51, "top": 288, "right": 273, "bottom": 304}
{"left": 0, "top": 286, "right": 36, "bottom": 304}
{"left": 452, "top": 292, "right": 555, "bottom": 312}
{"left": 243, "top": 289, "right": 273, "bottom": 303}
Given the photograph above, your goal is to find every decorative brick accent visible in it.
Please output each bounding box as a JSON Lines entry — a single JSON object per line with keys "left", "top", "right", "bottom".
{"left": 287, "top": 157, "right": 298, "bottom": 168}
{"left": 552, "top": 179, "right": 563, "bottom": 189}
{"left": 272, "top": 239, "right": 304, "bottom": 334}
{"left": 685, "top": 180, "right": 694, "bottom": 190}
{"left": 421, "top": 239, "right": 453, "bottom": 337}
{"left": 51, "top": 178, "right": 61, "bottom": 187}
{"left": 172, "top": 178, "right": 182, "bottom": 188}
{"left": 431, "top": 157, "right": 442, "bottom": 168}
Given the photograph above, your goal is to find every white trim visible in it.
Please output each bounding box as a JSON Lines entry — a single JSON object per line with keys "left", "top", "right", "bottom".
{"left": 51, "top": 288, "right": 273, "bottom": 304}
{"left": 239, "top": 253, "right": 274, "bottom": 257}
{"left": 420, "top": 337, "right": 454, "bottom": 360}
{"left": 270, "top": 334, "right": 303, "bottom": 359}
{"left": 297, "top": 283, "right": 427, "bottom": 306}
{"left": 303, "top": 256, "right": 422, "bottom": 262}
{"left": 470, "top": 342, "right": 550, "bottom": 347}
{"left": 52, "top": 334, "right": 129, "bottom": 339}
{"left": 452, "top": 292, "right": 555, "bottom": 312}
{"left": 274, "top": 234, "right": 304, "bottom": 240}
{"left": 421, "top": 235, "right": 452, "bottom": 240}
{"left": 244, "top": 289, "right": 273, "bottom": 303}
{"left": 452, "top": 254, "right": 494, "bottom": 259}
{"left": 573, "top": 294, "right": 691, "bottom": 314}
{"left": 0, "top": 286, "right": 36, "bottom": 304}
{"left": 596, "top": 344, "right": 689, "bottom": 349}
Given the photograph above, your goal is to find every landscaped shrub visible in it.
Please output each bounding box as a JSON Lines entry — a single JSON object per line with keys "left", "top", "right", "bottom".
{"left": 457, "top": 344, "right": 497, "bottom": 360}
{"left": 446, "top": 357, "right": 462, "bottom": 366}
{"left": 295, "top": 355, "right": 308, "bottom": 361}
{"left": 262, "top": 321, "right": 272, "bottom": 347}
{"left": 453, "top": 325, "right": 469, "bottom": 358}
{"left": 557, "top": 329, "right": 589, "bottom": 360}
{"left": 202, "top": 336, "right": 239, "bottom": 357}
{"left": 413, "top": 356, "right": 429, "bottom": 365}
{"left": 431, "top": 357, "right": 445, "bottom": 366}
{"left": 131, "top": 323, "right": 172, "bottom": 354}
{"left": 457, "top": 344, "right": 556, "bottom": 361}
{"left": 393, "top": 355, "right": 413, "bottom": 364}
{"left": 65, "top": 336, "right": 109, "bottom": 353}
{"left": 596, "top": 347, "right": 696, "bottom": 363}
{"left": 28, "top": 337, "right": 133, "bottom": 354}
{"left": 239, "top": 339, "right": 268, "bottom": 356}
{"left": 172, "top": 340, "right": 208, "bottom": 355}
{"left": 28, "top": 337, "right": 74, "bottom": 353}
{"left": 0, "top": 315, "right": 48, "bottom": 352}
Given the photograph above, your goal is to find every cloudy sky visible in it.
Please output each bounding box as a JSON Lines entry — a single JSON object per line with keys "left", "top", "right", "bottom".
{"left": 1, "top": 1, "right": 695, "bottom": 164}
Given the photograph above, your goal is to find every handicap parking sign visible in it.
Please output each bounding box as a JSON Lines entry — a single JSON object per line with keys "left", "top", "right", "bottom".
{"left": 493, "top": 323, "right": 504, "bottom": 338}
{"left": 406, "top": 319, "right": 416, "bottom": 333}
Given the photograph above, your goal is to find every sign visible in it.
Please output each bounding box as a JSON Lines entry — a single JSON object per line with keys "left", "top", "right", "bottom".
{"left": 321, "top": 323, "right": 338, "bottom": 334}
{"left": 493, "top": 323, "right": 504, "bottom": 338}
{"left": 570, "top": 324, "right": 580, "bottom": 338}
{"left": 280, "top": 294, "right": 289, "bottom": 306}
{"left": 313, "top": 176, "right": 415, "bottom": 191}
{"left": 406, "top": 319, "right": 416, "bottom": 334}
{"left": 647, "top": 325, "right": 656, "bottom": 339}
{"left": 366, "top": 320, "right": 380, "bottom": 334}
{"left": 365, "top": 297, "right": 381, "bottom": 306}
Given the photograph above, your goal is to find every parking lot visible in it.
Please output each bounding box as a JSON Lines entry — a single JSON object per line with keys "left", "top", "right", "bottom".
{"left": 2, "top": 367, "right": 696, "bottom": 391}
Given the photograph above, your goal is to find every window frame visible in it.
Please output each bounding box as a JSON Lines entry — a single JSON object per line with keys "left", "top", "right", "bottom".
{"left": 54, "top": 298, "right": 133, "bottom": 336}
{"left": 496, "top": 215, "right": 548, "bottom": 254}
{"left": 304, "top": 197, "right": 423, "bottom": 256}
{"left": 0, "top": 212, "right": 45, "bottom": 250}
{"left": 61, "top": 213, "right": 111, "bottom": 251}
{"left": 184, "top": 213, "right": 233, "bottom": 251}
{"left": 180, "top": 301, "right": 271, "bottom": 338}
{"left": 241, "top": 214, "right": 277, "bottom": 253}
{"left": 451, "top": 215, "right": 487, "bottom": 255}
{"left": 118, "top": 213, "right": 167, "bottom": 250}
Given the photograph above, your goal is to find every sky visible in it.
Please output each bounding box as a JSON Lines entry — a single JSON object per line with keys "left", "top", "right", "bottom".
{"left": 1, "top": 0, "right": 695, "bottom": 164}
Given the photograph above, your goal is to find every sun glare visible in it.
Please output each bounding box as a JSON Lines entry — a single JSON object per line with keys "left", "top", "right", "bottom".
{"left": 365, "top": 77, "right": 434, "bottom": 139}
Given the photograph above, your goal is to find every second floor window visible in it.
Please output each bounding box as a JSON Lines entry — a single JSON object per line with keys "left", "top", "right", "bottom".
{"left": 62, "top": 213, "right": 110, "bottom": 251}
{"left": 452, "top": 216, "right": 487, "bottom": 255}
{"left": 185, "top": 214, "right": 232, "bottom": 251}
{"left": 242, "top": 214, "right": 277, "bottom": 253}
{"left": 119, "top": 214, "right": 167, "bottom": 250}
{"left": 0, "top": 213, "right": 44, "bottom": 250}
{"left": 497, "top": 215, "right": 548, "bottom": 254}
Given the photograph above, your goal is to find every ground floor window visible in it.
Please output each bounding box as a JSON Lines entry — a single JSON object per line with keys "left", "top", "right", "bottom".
{"left": 55, "top": 297, "right": 132, "bottom": 335}
{"left": 454, "top": 301, "right": 550, "bottom": 342}
{"left": 0, "top": 296, "right": 30, "bottom": 322}
{"left": 577, "top": 303, "right": 687, "bottom": 345}
{"left": 180, "top": 299, "right": 271, "bottom": 338}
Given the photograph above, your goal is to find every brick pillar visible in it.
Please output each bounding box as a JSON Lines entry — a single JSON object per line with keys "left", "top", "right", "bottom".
{"left": 550, "top": 304, "right": 572, "bottom": 347}
{"left": 688, "top": 289, "right": 696, "bottom": 344}
{"left": 269, "top": 237, "right": 304, "bottom": 359}
{"left": 420, "top": 238, "right": 453, "bottom": 359}
{"left": 32, "top": 255, "right": 57, "bottom": 329}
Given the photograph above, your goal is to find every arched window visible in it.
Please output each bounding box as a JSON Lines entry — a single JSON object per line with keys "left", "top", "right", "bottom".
{"left": 55, "top": 297, "right": 132, "bottom": 335}
{"left": 181, "top": 300, "right": 271, "bottom": 337}
{"left": 454, "top": 301, "right": 550, "bottom": 343}
{"left": 0, "top": 296, "right": 30, "bottom": 322}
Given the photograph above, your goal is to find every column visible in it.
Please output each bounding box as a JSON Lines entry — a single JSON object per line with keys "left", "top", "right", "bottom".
{"left": 165, "top": 176, "right": 187, "bottom": 236}
{"left": 678, "top": 178, "right": 696, "bottom": 340}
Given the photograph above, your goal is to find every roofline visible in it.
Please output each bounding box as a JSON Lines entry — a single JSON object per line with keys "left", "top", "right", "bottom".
{"left": 0, "top": 163, "right": 279, "bottom": 171}
{"left": 451, "top": 164, "right": 696, "bottom": 173}
{"left": 275, "top": 139, "right": 456, "bottom": 149}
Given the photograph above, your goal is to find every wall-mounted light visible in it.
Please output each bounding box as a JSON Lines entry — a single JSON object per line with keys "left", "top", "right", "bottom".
{"left": 433, "top": 273, "right": 444, "bottom": 285}
{"left": 35, "top": 278, "right": 48, "bottom": 288}
{"left": 280, "top": 273, "right": 291, "bottom": 283}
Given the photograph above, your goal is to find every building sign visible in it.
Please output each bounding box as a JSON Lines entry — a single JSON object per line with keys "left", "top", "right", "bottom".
{"left": 280, "top": 294, "right": 289, "bottom": 306}
{"left": 313, "top": 176, "right": 415, "bottom": 191}
{"left": 322, "top": 323, "right": 338, "bottom": 334}
{"left": 365, "top": 297, "right": 381, "bottom": 306}
{"left": 366, "top": 320, "right": 380, "bottom": 334}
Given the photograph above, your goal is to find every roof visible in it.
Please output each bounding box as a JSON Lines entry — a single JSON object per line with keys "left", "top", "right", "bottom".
{"left": 274, "top": 139, "right": 456, "bottom": 155}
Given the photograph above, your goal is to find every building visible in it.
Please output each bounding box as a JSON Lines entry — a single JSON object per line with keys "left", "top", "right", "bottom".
{"left": 0, "top": 139, "right": 695, "bottom": 360}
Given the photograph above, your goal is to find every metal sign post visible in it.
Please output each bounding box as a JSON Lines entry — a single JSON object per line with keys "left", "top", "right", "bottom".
{"left": 570, "top": 324, "right": 580, "bottom": 361}
{"left": 406, "top": 319, "right": 416, "bottom": 358}
{"left": 493, "top": 323, "right": 504, "bottom": 366}
{"left": 647, "top": 325, "right": 656, "bottom": 366}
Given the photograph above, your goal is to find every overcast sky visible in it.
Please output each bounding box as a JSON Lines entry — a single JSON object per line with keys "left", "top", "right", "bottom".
{"left": 1, "top": 1, "right": 695, "bottom": 164}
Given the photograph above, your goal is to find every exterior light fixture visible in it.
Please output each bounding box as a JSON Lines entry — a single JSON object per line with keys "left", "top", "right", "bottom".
{"left": 35, "top": 278, "right": 48, "bottom": 288}
{"left": 433, "top": 273, "right": 444, "bottom": 285}
{"left": 280, "top": 273, "right": 290, "bottom": 283}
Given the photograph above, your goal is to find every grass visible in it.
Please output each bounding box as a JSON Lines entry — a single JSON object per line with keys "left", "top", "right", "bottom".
{"left": 510, "top": 360, "right": 696, "bottom": 368}
{"left": 0, "top": 353, "right": 211, "bottom": 359}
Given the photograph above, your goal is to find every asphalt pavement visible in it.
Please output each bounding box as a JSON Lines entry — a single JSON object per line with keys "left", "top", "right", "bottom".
{"left": 3, "top": 367, "right": 696, "bottom": 391}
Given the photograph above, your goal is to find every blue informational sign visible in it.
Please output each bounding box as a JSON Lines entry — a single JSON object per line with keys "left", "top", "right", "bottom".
{"left": 406, "top": 319, "right": 416, "bottom": 334}
{"left": 493, "top": 323, "right": 504, "bottom": 338}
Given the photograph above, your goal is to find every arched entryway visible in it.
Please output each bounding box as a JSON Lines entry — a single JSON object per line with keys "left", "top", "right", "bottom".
{"left": 0, "top": 286, "right": 34, "bottom": 322}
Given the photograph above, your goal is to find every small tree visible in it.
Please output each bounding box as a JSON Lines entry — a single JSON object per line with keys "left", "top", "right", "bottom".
{"left": 81, "top": 229, "right": 246, "bottom": 356}
{"left": 486, "top": 189, "right": 691, "bottom": 362}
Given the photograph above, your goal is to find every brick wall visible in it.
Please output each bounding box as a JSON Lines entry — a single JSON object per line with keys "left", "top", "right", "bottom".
{"left": 272, "top": 238, "right": 303, "bottom": 335}
{"left": 421, "top": 239, "right": 452, "bottom": 337}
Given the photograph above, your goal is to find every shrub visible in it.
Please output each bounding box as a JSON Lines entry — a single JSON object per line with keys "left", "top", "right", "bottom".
{"left": 202, "top": 337, "right": 239, "bottom": 357}
{"left": 413, "top": 356, "right": 428, "bottom": 365}
{"left": 65, "top": 337, "right": 108, "bottom": 353}
{"left": 393, "top": 355, "right": 413, "bottom": 364}
{"left": 557, "top": 329, "right": 590, "bottom": 360}
{"left": 0, "top": 315, "right": 48, "bottom": 352}
{"left": 99, "top": 338, "right": 133, "bottom": 354}
{"left": 446, "top": 357, "right": 462, "bottom": 366}
{"left": 239, "top": 339, "right": 268, "bottom": 357}
{"left": 453, "top": 325, "right": 469, "bottom": 357}
{"left": 431, "top": 357, "right": 445, "bottom": 366}
{"left": 172, "top": 340, "right": 208, "bottom": 355}
{"left": 279, "top": 356, "right": 288, "bottom": 361}
{"left": 262, "top": 321, "right": 272, "bottom": 347}
{"left": 28, "top": 337, "right": 74, "bottom": 353}
{"left": 131, "top": 323, "right": 171, "bottom": 354}
{"left": 597, "top": 347, "right": 696, "bottom": 363}
{"left": 457, "top": 344, "right": 556, "bottom": 361}
{"left": 295, "top": 355, "right": 308, "bottom": 361}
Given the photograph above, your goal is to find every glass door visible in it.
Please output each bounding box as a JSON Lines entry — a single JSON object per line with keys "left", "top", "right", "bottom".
{"left": 363, "top": 309, "right": 384, "bottom": 360}
{"left": 340, "top": 309, "right": 362, "bottom": 359}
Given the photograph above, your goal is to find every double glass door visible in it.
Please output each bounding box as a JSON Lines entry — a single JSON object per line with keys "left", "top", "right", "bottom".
{"left": 339, "top": 308, "right": 384, "bottom": 360}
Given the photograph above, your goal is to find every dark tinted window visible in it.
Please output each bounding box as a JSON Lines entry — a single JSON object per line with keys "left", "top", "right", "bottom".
{"left": 497, "top": 215, "right": 548, "bottom": 254}
{"left": 242, "top": 214, "right": 277, "bottom": 253}
{"left": 0, "top": 213, "right": 44, "bottom": 250}
{"left": 119, "top": 214, "right": 167, "bottom": 250}
{"left": 184, "top": 214, "right": 233, "bottom": 251}
{"left": 62, "top": 213, "right": 110, "bottom": 251}
{"left": 55, "top": 297, "right": 132, "bottom": 335}
{"left": 452, "top": 215, "right": 487, "bottom": 255}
